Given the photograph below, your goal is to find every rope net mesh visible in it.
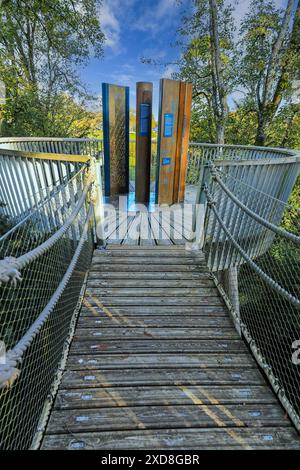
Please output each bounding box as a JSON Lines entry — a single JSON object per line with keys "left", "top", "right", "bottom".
{"left": 0, "top": 168, "right": 94, "bottom": 449}
{"left": 203, "top": 166, "right": 300, "bottom": 427}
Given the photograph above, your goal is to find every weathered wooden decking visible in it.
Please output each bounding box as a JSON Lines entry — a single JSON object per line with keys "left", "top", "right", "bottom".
{"left": 42, "top": 246, "right": 300, "bottom": 449}
{"left": 103, "top": 187, "right": 195, "bottom": 245}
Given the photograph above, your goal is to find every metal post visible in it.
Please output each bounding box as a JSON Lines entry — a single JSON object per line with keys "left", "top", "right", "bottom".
{"left": 135, "top": 82, "right": 153, "bottom": 203}
{"left": 223, "top": 266, "right": 241, "bottom": 336}
{"left": 192, "top": 163, "right": 210, "bottom": 248}
{"left": 93, "top": 159, "right": 106, "bottom": 246}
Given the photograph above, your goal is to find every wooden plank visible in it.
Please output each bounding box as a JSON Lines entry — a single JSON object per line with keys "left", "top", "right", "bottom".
{"left": 76, "top": 315, "right": 233, "bottom": 328}
{"left": 67, "top": 353, "right": 257, "bottom": 369}
{"left": 42, "top": 245, "right": 300, "bottom": 450}
{"left": 86, "top": 287, "right": 218, "bottom": 297}
{"left": 90, "top": 265, "right": 207, "bottom": 272}
{"left": 70, "top": 339, "right": 247, "bottom": 354}
{"left": 87, "top": 279, "right": 215, "bottom": 288}
{"left": 52, "top": 385, "right": 277, "bottom": 410}
{"left": 46, "top": 404, "right": 289, "bottom": 435}
{"left": 148, "top": 212, "right": 173, "bottom": 246}
{"left": 106, "top": 244, "right": 187, "bottom": 250}
{"left": 96, "top": 249, "right": 203, "bottom": 258}
{"left": 80, "top": 306, "right": 228, "bottom": 316}
{"left": 59, "top": 368, "right": 265, "bottom": 389}
{"left": 91, "top": 258, "right": 206, "bottom": 265}
{"left": 41, "top": 427, "right": 300, "bottom": 450}
{"left": 84, "top": 297, "right": 224, "bottom": 306}
{"left": 88, "top": 271, "right": 212, "bottom": 279}
{"left": 74, "top": 327, "right": 239, "bottom": 340}
{"left": 121, "top": 214, "right": 140, "bottom": 245}
{"left": 140, "top": 212, "right": 156, "bottom": 246}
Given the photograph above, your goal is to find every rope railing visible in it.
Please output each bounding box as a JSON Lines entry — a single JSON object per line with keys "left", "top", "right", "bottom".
{"left": 204, "top": 187, "right": 300, "bottom": 309}
{"left": 202, "top": 162, "right": 300, "bottom": 432}
{"left": 209, "top": 163, "right": 300, "bottom": 245}
{"left": 0, "top": 179, "right": 92, "bottom": 287}
{"left": 0, "top": 136, "right": 299, "bottom": 448}
{"left": 0, "top": 156, "right": 97, "bottom": 449}
{"left": 0, "top": 203, "right": 93, "bottom": 390}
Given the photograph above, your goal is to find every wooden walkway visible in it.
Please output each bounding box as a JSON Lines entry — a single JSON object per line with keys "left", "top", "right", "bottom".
{"left": 102, "top": 187, "right": 195, "bottom": 245}
{"left": 42, "top": 246, "right": 300, "bottom": 449}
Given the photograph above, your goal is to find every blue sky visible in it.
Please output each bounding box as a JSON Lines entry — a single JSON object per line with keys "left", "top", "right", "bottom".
{"left": 77, "top": 0, "right": 287, "bottom": 117}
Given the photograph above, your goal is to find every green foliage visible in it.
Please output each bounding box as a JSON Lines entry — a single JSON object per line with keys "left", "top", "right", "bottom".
{"left": 0, "top": 0, "right": 104, "bottom": 137}
{"left": 0, "top": 203, "right": 11, "bottom": 236}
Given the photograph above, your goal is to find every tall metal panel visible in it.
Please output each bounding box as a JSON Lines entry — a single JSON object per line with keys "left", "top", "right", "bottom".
{"left": 177, "top": 82, "right": 193, "bottom": 202}
{"left": 102, "top": 83, "right": 129, "bottom": 197}
{"left": 135, "top": 82, "right": 153, "bottom": 203}
{"left": 156, "top": 79, "right": 192, "bottom": 204}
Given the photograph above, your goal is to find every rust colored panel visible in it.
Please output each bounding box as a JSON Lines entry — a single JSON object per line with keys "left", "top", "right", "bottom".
{"left": 102, "top": 83, "right": 129, "bottom": 197}
{"left": 156, "top": 79, "right": 180, "bottom": 205}
{"left": 156, "top": 79, "right": 192, "bottom": 205}
{"left": 177, "top": 82, "right": 192, "bottom": 203}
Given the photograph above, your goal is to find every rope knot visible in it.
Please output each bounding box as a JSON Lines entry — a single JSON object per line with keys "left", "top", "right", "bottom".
{"left": 0, "top": 350, "right": 21, "bottom": 389}
{"left": 0, "top": 257, "right": 22, "bottom": 287}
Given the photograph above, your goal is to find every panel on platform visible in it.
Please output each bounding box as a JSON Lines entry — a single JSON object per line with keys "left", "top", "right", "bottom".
{"left": 156, "top": 79, "right": 192, "bottom": 204}
{"left": 135, "top": 82, "right": 153, "bottom": 203}
{"left": 102, "top": 83, "right": 129, "bottom": 196}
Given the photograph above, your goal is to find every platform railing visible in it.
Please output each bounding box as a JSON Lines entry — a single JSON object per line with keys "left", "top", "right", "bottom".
{"left": 0, "top": 138, "right": 105, "bottom": 449}
{"left": 201, "top": 160, "right": 300, "bottom": 432}
{"left": 0, "top": 137, "right": 299, "bottom": 449}
{"left": 0, "top": 137, "right": 103, "bottom": 222}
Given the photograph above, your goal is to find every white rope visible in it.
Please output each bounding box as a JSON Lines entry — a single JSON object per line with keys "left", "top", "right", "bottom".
{"left": 0, "top": 180, "right": 92, "bottom": 286}
{"left": 204, "top": 188, "right": 300, "bottom": 309}
{"left": 209, "top": 163, "right": 300, "bottom": 245}
{"left": 0, "top": 257, "right": 22, "bottom": 286}
{"left": 0, "top": 204, "right": 93, "bottom": 389}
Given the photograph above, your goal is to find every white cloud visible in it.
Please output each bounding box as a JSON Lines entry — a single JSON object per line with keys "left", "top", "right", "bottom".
{"left": 99, "top": 1, "right": 122, "bottom": 53}
{"left": 162, "top": 64, "right": 177, "bottom": 78}
{"left": 133, "top": 0, "right": 181, "bottom": 34}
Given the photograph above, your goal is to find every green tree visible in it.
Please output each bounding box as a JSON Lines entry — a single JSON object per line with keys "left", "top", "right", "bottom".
{"left": 0, "top": 0, "right": 104, "bottom": 136}
{"left": 237, "top": 0, "right": 299, "bottom": 146}
{"left": 177, "top": 0, "right": 236, "bottom": 143}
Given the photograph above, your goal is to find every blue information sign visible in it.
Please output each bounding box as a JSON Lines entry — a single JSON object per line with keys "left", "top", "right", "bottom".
{"left": 164, "top": 113, "right": 174, "bottom": 137}
{"left": 140, "top": 103, "right": 150, "bottom": 136}
{"left": 162, "top": 157, "right": 171, "bottom": 165}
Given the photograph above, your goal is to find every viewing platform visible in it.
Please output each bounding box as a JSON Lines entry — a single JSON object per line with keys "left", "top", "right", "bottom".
{"left": 0, "top": 137, "right": 299, "bottom": 450}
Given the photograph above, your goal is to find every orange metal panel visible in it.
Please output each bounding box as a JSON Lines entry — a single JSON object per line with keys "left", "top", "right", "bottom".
{"left": 178, "top": 82, "right": 193, "bottom": 202}
{"left": 156, "top": 79, "right": 192, "bottom": 205}
{"left": 157, "top": 79, "right": 180, "bottom": 205}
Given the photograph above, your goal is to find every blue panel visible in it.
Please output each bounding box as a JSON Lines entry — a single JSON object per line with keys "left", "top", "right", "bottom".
{"left": 162, "top": 157, "right": 171, "bottom": 166}
{"left": 140, "top": 103, "right": 150, "bottom": 136}
{"left": 164, "top": 113, "right": 174, "bottom": 137}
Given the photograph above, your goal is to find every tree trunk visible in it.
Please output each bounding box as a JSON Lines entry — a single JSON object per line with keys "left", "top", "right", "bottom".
{"left": 209, "top": 0, "right": 228, "bottom": 145}
{"left": 255, "top": 116, "right": 267, "bottom": 146}
{"left": 216, "top": 121, "right": 225, "bottom": 144}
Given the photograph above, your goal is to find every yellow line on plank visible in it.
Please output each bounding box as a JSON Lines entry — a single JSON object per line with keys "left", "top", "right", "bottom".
{"left": 83, "top": 297, "right": 120, "bottom": 324}
{"left": 195, "top": 385, "right": 245, "bottom": 427}
{"left": 178, "top": 385, "right": 252, "bottom": 450}
{"left": 179, "top": 386, "right": 225, "bottom": 427}
{"left": 85, "top": 291, "right": 151, "bottom": 329}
